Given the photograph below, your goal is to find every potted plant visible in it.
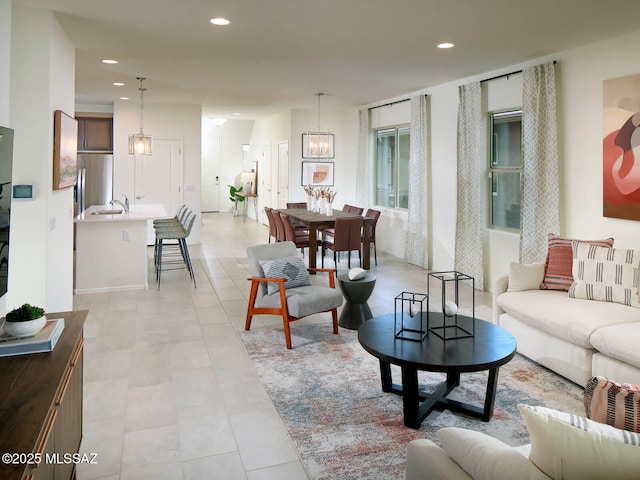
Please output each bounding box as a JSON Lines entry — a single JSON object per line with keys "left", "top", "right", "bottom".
{"left": 228, "top": 184, "right": 245, "bottom": 216}
{"left": 3, "top": 303, "right": 46, "bottom": 337}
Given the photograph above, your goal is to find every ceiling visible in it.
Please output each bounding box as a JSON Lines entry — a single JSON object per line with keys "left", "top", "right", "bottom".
{"left": 13, "top": 0, "right": 640, "bottom": 119}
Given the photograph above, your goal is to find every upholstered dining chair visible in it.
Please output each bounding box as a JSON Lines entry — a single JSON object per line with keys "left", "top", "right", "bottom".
{"left": 264, "top": 207, "right": 277, "bottom": 243}
{"left": 322, "top": 216, "right": 363, "bottom": 268}
{"left": 245, "top": 241, "right": 343, "bottom": 349}
{"left": 286, "top": 202, "right": 307, "bottom": 209}
{"left": 323, "top": 204, "right": 364, "bottom": 240}
{"left": 280, "top": 212, "right": 311, "bottom": 254}
{"left": 363, "top": 208, "right": 381, "bottom": 265}
{"left": 271, "top": 208, "right": 287, "bottom": 242}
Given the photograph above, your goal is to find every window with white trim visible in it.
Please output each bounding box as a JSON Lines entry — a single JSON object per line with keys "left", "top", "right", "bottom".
{"left": 374, "top": 127, "right": 410, "bottom": 209}
{"left": 489, "top": 110, "right": 522, "bottom": 230}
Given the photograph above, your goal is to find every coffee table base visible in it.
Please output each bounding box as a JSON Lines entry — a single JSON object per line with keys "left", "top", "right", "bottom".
{"left": 379, "top": 360, "right": 500, "bottom": 429}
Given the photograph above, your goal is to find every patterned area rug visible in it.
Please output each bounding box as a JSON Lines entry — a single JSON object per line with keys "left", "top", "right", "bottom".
{"left": 240, "top": 320, "right": 584, "bottom": 480}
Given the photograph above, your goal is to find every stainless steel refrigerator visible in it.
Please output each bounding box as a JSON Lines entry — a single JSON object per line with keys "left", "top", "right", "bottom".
{"left": 76, "top": 153, "right": 114, "bottom": 213}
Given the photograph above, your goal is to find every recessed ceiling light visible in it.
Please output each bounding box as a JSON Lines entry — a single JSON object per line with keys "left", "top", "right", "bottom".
{"left": 113, "top": 82, "right": 125, "bottom": 86}
{"left": 120, "top": 97, "right": 129, "bottom": 100}
{"left": 210, "top": 17, "right": 230, "bottom": 26}
{"left": 437, "top": 42, "right": 455, "bottom": 49}
{"left": 102, "top": 59, "right": 118, "bottom": 64}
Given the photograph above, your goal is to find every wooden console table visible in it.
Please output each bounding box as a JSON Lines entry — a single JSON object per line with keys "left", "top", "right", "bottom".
{"left": 0, "top": 310, "right": 87, "bottom": 480}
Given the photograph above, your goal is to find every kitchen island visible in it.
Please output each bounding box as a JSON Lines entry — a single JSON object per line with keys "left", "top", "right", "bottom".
{"left": 74, "top": 204, "right": 167, "bottom": 294}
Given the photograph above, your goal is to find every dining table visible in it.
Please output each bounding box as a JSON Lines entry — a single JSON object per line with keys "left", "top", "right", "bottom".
{"left": 278, "top": 208, "right": 372, "bottom": 270}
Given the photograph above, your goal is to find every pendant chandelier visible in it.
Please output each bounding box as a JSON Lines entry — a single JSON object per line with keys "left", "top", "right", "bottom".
{"left": 128, "top": 77, "right": 153, "bottom": 155}
{"left": 303, "top": 93, "right": 334, "bottom": 159}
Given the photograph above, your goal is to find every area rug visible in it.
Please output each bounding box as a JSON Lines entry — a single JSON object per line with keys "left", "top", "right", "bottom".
{"left": 240, "top": 321, "right": 584, "bottom": 480}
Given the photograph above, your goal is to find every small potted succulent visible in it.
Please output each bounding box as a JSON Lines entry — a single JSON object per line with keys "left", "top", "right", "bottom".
{"left": 3, "top": 303, "right": 46, "bottom": 337}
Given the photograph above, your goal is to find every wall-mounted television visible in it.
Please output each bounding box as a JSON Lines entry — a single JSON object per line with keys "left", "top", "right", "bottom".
{"left": 0, "top": 126, "right": 13, "bottom": 299}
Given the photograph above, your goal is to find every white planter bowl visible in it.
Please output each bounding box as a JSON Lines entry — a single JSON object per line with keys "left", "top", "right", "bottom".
{"left": 3, "top": 316, "right": 46, "bottom": 337}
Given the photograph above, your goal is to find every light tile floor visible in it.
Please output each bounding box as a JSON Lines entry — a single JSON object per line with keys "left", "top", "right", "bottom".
{"left": 75, "top": 212, "right": 491, "bottom": 480}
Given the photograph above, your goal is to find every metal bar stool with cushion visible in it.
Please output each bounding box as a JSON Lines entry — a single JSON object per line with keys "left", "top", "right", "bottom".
{"left": 322, "top": 216, "right": 363, "bottom": 268}
{"left": 155, "top": 211, "right": 197, "bottom": 290}
{"left": 245, "top": 241, "right": 343, "bottom": 349}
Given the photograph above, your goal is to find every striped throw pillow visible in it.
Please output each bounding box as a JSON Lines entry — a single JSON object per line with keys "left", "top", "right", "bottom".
{"left": 568, "top": 243, "right": 640, "bottom": 307}
{"left": 584, "top": 376, "right": 640, "bottom": 433}
{"left": 540, "top": 234, "right": 614, "bottom": 291}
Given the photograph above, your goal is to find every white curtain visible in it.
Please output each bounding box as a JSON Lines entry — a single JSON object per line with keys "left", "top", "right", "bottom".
{"left": 520, "top": 62, "right": 560, "bottom": 263}
{"left": 355, "top": 108, "right": 370, "bottom": 207}
{"left": 454, "top": 82, "right": 484, "bottom": 290}
{"left": 405, "top": 95, "right": 429, "bottom": 268}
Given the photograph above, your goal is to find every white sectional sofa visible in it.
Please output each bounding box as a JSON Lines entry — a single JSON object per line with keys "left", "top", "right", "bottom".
{"left": 492, "top": 263, "right": 640, "bottom": 387}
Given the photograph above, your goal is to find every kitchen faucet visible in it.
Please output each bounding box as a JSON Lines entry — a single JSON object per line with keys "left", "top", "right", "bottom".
{"left": 110, "top": 194, "right": 130, "bottom": 212}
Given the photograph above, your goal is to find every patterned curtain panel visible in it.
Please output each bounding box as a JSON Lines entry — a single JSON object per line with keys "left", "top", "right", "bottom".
{"left": 405, "top": 95, "right": 430, "bottom": 268}
{"left": 355, "top": 108, "right": 370, "bottom": 207}
{"left": 520, "top": 62, "right": 560, "bottom": 263}
{"left": 454, "top": 82, "right": 484, "bottom": 290}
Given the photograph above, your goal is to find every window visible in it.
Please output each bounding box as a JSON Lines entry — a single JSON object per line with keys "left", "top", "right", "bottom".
{"left": 489, "top": 110, "right": 522, "bottom": 230}
{"left": 374, "top": 127, "right": 410, "bottom": 209}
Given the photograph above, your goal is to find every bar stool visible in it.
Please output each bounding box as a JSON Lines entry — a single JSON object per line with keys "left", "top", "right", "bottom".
{"left": 155, "top": 211, "right": 197, "bottom": 290}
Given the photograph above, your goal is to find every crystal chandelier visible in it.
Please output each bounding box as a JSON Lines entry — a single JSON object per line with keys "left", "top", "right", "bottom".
{"left": 303, "top": 93, "right": 334, "bottom": 159}
{"left": 128, "top": 77, "right": 153, "bottom": 155}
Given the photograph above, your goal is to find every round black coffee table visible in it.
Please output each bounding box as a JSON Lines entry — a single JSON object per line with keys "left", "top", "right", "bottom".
{"left": 358, "top": 313, "right": 517, "bottom": 429}
{"left": 337, "top": 272, "right": 376, "bottom": 329}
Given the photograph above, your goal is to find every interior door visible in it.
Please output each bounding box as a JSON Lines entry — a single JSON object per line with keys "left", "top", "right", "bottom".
{"left": 201, "top": 136, "right": 221, "bottom": 212}
{"left": 134, "top": 138, "right": 183, "bottom": 243}
{"left": 262, "top": 144, "right": 273, "bottom": 210}
{"left": 277, "top": 141, "right": 289, "bottom": 208}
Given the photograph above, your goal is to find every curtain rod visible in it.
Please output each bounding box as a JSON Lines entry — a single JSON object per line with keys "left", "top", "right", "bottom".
{"left": 480, "top": 60, "right": 557, "bottom": 84}
{"left": 368, "top": 98, "right": 411, "bottom": 111}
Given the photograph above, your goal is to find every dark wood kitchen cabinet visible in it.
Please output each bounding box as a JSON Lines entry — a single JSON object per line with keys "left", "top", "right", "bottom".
{"left": 77, "top": 117, "right": 112, "bottom": 152}
{"left": 0, "top": 310, "right": 87, "bottom": 480}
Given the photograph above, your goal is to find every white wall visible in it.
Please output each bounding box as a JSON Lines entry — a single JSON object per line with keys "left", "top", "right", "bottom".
{"left": 0, "top": 0, "right": 10, "bottom": 127}
{"left": 9, "top": 6, "right": 75, "bottom": 312}
{"left": 113, "top": 101, "right": 203, "bottom": 243}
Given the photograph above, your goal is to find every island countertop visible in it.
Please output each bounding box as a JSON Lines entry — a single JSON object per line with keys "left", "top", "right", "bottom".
{"left": 75, "top": 203, "right": 167, "bottom": 222}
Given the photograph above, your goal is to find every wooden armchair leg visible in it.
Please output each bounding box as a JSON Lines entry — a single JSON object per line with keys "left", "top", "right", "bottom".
{"left": 246, "top": 282, "right": 260, "bottom": 331}
{"left": 331, "top": 308, "right": 338, "bottom": 334}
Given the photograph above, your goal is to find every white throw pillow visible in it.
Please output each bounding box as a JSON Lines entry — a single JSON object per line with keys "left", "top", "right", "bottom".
{"left": 507, "top": 262, "right": 545, "bottom": 292}
{"left": 438, "top": 427, "right": 548, "bottom": 480}
{"left": 568, "top": 242, "right": 640, "bottom": 308}
{"left": 518, "top": 404, "right": 640, "bottom": 480}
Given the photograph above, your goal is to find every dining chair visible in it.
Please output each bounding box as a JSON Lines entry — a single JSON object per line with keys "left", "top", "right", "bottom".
{"left": 272, "top": 208, "right": 287, "bottom": 242}
{"left": 322, "top": 216, "right": 363, "bottom": 268}
{"left": 363, "top": 208, "right": 381, "bottom": 265}
{"left": 280, "top": 212, "right": 312, "bottom": 254}
{"left": 264, "top": 207, "right": 277, "bottom": 243}
{"left": 245, "top": 241, "right": 342, "bottom": 349}
{"left": 323, "top": 204, "right": 364, "bottom": 241}
{"left": 286, "top": 202, "right": 308, "bottom": 209}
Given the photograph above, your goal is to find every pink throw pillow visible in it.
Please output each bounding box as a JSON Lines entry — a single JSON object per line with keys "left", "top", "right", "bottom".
{"left": 540, "top": 234, "right": 614, "bottom": 291}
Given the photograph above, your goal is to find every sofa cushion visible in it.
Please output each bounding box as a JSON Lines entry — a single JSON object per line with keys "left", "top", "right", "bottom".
{"left": 590, "top": 322, "right": 640, "bottom": 370}
{"left": 569, "top": 243, "right": 640, "bottom": 308}
{"left": 584, "top": 376, "right": 640, "bottom": 432}
{"left": 259, "top": 255, "right": 311, "bottom": 294}
{"left": 438, "top": 427, "right": 548, "bottom": 480}
{"left": 496, "top": 289, "right": 640, "bottom": 348}
{"left": 540, "top": 234, "right": 614, "bottom": 291}
{"left": 507, "top": 262, "right": 545, "bottom": 292}
{"left": 519, "top": 404, "right": 640, "bottom": 480}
